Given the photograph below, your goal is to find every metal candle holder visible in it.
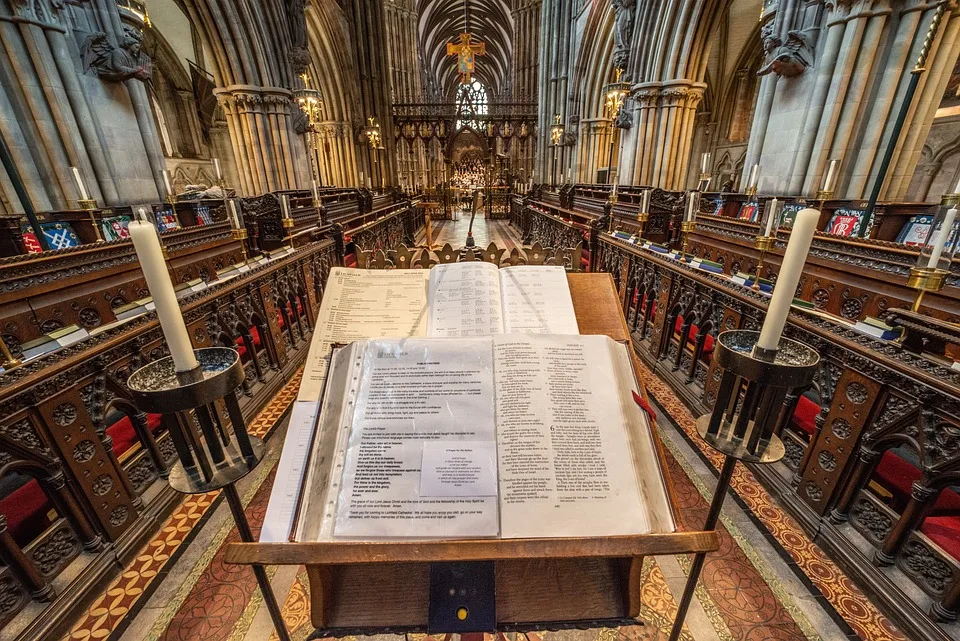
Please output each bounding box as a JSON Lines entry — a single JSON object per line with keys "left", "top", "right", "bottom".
{"left": 679, "top": 220, "right": 696, "bottom": 258}
{"left": 752, "top": 235, "right": 775, "bottom": 291}
{"left": 127, "top": 347, "right": 290, "bottom": 641}
{"left": 667, "top": 330, "right": 818, "bottom": 641}
{"left": 78, "top": 199, "right": 104, "bottom": 242}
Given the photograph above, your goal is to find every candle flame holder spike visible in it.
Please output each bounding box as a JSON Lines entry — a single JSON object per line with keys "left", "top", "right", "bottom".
{"left": 127, "top": 347, "right": 290, "bottom": 641}
{"left": 667, "top": 330, "right": 818, "bottom": 641}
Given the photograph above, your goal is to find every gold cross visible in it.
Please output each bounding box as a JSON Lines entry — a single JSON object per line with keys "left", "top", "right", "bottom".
{"left": 446, "top": 32, "right": 486, "bottom": 85}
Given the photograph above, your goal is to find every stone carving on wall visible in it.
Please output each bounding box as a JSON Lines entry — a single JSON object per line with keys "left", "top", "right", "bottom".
{"left": 757, "top": 24, "right": 816, "bottom": 78}
{"left": 81, "top": 27, "right": 152, "bottom": 83}
{"left": 611, "top": 0, "right": 636, "bottom": 72}
{"left": 286, "top": 0, "right": 310, "bottom": 74}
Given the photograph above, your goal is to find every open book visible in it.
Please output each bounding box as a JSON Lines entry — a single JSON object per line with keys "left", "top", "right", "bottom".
{"left": 292, "top": 335, "right": 674, "bottom": 541}
{"left": 297, "top": 264, "right": 579, "bottom": 401}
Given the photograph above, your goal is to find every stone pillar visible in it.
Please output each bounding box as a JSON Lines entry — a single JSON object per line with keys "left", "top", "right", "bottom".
{"left": 215, "top": 85, "right": 300, "bottom": 195}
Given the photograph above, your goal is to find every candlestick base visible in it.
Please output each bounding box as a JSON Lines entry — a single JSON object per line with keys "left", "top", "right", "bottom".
{"left": 744, "top": 187, "right": 757, "bottom": 198}
{"left": 704, "top": 330, "right": 819, "bottom": 459}
{"left": 282, "top": 217, "right": 295, "bottom": 229}
{"left": 815, "top": 190, "right": 833, "bottom": 202}
{"left": 77, "top": 199, "right": 97, "bottom": 211}
{"left": 752, "top": 235, "right": 775, "bottom": 291}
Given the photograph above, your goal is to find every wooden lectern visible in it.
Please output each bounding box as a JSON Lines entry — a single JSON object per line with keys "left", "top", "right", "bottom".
{"left": 225, "top": 274, "right": 719, "bottom": 632}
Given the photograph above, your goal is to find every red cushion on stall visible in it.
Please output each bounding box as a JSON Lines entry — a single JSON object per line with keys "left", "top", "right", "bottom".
{"left": 791, "top": 396, "right": 820, "bottom": 435}
{"left": 921, "top": 516, "right": 960, "bottom": 561}
{"left": 875, "top": 451, "right": 960, "bottom": 517}
{"left": 105, "top": 412, "right": 162, "bottom": 459}
{"left": 345, "top": 254, "right": 358, "bottom": 268}
{"left": 0, "top": 479, "right": 53, "bottom": 546}
{"left": 672, "top": 317, "right": 715, "bottom": 354}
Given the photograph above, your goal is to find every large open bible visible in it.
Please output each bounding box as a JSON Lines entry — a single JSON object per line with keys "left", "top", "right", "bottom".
{"left": 292, "top": 334, "right": 674, "bottom": 541}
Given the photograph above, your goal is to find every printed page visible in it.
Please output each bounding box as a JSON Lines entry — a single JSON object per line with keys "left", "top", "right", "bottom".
{"left": 427, "top": 262, "right": 504, "bottom": 336}
{"left": 334, "top": 338, "right": 499, "bottom": 538}
{"left": 499, "top": 266, "right": 579, "bottom": 334}
{"left": 493, "top": 334, "right": 649, "bottom": 538}
{"left": 298, "top": 267, "right": 429, "bottom": 401}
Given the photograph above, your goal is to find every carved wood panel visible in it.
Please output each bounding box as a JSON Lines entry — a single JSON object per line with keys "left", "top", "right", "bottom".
{"left": 799, "top": 368, "right": 882, "bottom": 515}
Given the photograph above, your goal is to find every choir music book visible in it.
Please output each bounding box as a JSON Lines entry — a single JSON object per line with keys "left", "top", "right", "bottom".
{"left": 291, "top": 334, "right": 675, "bottom": 542}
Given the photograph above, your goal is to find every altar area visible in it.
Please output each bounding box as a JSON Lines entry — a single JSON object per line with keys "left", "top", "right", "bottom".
{"left": 57, "top": 218, "right": 894, "bottom": 641}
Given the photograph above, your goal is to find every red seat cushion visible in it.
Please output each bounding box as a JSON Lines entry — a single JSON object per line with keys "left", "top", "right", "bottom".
{"left": 875, "top": 451, "right": 960, "bottom": 516}
{"left": 345, "top": 254, "right": 357, "bottom": 268}
{"left": 0, "top": 479, "right": 53, "bottom": 547}
{"left": 791, "top": 395, "right": 820, "bottom": 435}
{"left": 921, "top": 516, "right": 960, "bottom": 560}
{"left": 673, "top": 317, "right": 715, "bottom": 354}
{"left": 105, "top": 412, "right": 162, "bottom": 459}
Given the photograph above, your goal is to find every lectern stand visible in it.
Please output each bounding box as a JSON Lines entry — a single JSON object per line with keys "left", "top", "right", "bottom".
{"left": 127, "top": 347, "right": 291, "bottom": 641}
{"left": 225, "top": 273, "right": 720, "bottom": 636}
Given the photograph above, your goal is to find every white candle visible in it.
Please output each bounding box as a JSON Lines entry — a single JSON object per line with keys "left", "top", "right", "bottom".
{"left": 162, "top": 170, "right": 174, "bottom": 198}
{"left": 685, "top": 191, "right": 700, "bottom": 222}
{"left": 128, "top": 220, "right": 199, "bottom": 372}
{"left": 927, "top": 207, "right": 958, "bottom": 269}
{"left": 312, "top": 179, "right": 320, "bottom": 205}
{"left": 213, "top": 158, "right": 222, "bottom": 181}
{"left": 748, "top": 164, "right": 760, "bottom": 190}
{"left": 641, "top": 188, "right": 652, "bottom": 213}
{"left": 953, "top": 176, "right": 960, "bottom": 195}
{"left": 701, "top": 152, "right": 711, "bottom": 175}
{"left": 765, "top": 198, "right": 779, "bottom": 237}
{"left": 71, "top": 167, "right": 89, "bottom": 201}
{"left": 280, "top": 194, "right": 291, "bottom": 219}
{"left": 228, "top": 200, "right": 240, "bottom": 229}
{"left": 822, "top": 159, "right": 839, "bottom": 193}
{"left": 757, "top": 207, "right": 819, "bottom": 351}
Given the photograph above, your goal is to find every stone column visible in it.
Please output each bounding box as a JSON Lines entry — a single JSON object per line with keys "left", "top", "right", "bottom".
{"left": 215, "top": 85, "right": 300, "bottom": 195}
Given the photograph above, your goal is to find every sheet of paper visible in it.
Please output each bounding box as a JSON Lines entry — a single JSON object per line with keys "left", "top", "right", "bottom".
{"left": 298, "top": 267, "right": 429, "bottom": 401}
{"left": 420, "top": 441, "right": 498, "bottom": 497}
{"left": 260, "top": 400, "right": 320, "bottom": 542}
{"left": 334, "top": 338, "right": 499, "bottom": 538}
{"left": 427, "top": 262, "right": 504, "bottom": 337}
{"left": 499, "top": 266, "right": 579, "bottom": 334}
{"left": 493, "top": 334, "right": 649, "bottom": 538}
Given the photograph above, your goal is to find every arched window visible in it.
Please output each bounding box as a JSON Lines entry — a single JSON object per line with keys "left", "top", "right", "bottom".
{"left": 456, "top": 80, "right": 488, "bottom": 131}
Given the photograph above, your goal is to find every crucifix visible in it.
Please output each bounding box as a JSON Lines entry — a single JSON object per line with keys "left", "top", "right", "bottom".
{"left": 446, "top": 33, "right": 485, "bottom": 85}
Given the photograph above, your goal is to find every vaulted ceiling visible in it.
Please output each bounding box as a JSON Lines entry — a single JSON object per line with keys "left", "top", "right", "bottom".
{"left": 417, "top": 0, "right": 513, "bottom": 100}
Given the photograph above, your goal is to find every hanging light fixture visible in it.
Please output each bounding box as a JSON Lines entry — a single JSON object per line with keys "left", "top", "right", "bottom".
{"left": 550, "top": 113, "right": 565, "bottom": 146}
{"left": 603, "top": 68, "right": 630, "bottom": 119}
{"left": 294, "top": 73, "right": 323, "bottom": 126}
{"left": 364, "top": 117, "right": 382, "bottom": 149}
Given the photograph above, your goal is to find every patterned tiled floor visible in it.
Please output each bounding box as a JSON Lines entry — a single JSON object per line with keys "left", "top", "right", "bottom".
{"left": 430, "top": 212, "right": 521, "bottom": 251}
{"left": 62, "top": 218, "right": 906, "bottom": 641}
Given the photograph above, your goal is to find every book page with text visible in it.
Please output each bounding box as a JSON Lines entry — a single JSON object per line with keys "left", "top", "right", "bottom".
{"left": 427, "top": 262, "right": 504, "bottom": 336}
{"left": 298, "top": 267, "right": 429, "bottom": 401}
{"left": 493, "top": 334, "right": 648, "bottom": 538}
{"left": 499, "top": 266, "right": 579, "bottom": 334}
{"left": 334, "top": 338, "right": 499, "bottom": 538}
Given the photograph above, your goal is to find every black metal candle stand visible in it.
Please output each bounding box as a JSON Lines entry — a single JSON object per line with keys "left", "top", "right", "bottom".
{"left": 127, "top": 347, "right": 290, "bottom": 641}
{"left": 667, "top": 330, "right": 819, "bottom": 641}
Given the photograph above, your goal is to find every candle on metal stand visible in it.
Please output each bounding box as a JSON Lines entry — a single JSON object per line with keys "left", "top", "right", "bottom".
{"left": 822, "top": 159, "right": 840, "bottom": 193}
{"left": 71, "top": 167, "right": 90, "bottom": 201}
{"left": 228, "top": 199, "right": 241, "bottom": 229}
{"left": 700, "top": 152, "right": 711, "bottom": 175}
{"left": 641, "top": 188, "right": 652, "bottom": 213}
{"left": 764, "top": 198, "right": 779, "bottom": 237}
{"left": 162, "top": 170, "right": 174, "bottom": 199}
{"left": 280, "top": 194, "right": 292, "bottom": 220}
{"left": 311, "top": 180, "right": 320, "bottom": 206}
{"left": 756, "top": 208, "right": 819, "bottom": 352}
{"left": 927, "top": 206, "right": 958, "bottom": 269}
{"left": 128, "top": 209, "right": 199, "bottom": 372}
{"left": 684, "top": 191, "right": 700, "bottom": 222}
{"left": 747, "top": 164, "right": 760, "bottom": 191}
{"left": 213, "top": 158, "right": 222, "bottom": 182}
